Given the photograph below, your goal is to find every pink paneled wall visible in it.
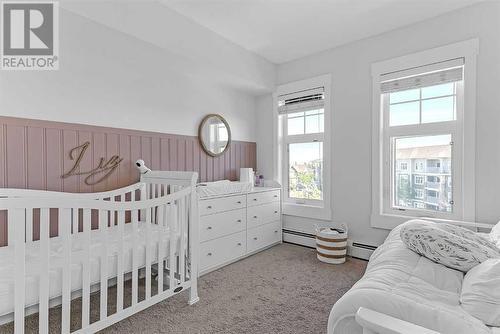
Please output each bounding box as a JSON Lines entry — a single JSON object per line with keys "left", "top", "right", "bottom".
{"left": 0, "top": 116, "right": 256, "bottom": 246}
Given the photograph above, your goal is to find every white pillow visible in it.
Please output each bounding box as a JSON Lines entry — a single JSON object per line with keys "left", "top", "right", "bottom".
{"left": 490, "top": 221, "right": 500, "bottom": 248}
{"left": 400, "top": 219, "right": 500, "bottom": 272}
{"left": 461, "top": 258, "right": 500, "bottom": 326}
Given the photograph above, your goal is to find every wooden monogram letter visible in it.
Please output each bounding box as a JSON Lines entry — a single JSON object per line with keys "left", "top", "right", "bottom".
{"left": 62, "top": 141, "right": 123, "bottom": 186}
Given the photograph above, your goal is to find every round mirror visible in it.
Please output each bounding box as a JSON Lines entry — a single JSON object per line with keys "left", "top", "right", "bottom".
{"left": 198, "top": 114, "right": 231, "bottom": 157}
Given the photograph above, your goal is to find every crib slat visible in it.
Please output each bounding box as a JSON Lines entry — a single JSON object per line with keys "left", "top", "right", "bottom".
{"left": 60, "top": 208, "right": 72, "bottom": 334}
{"left": 116, "top": 210, "right": 125, "bottom": 311}
{"left": 179, "top": 197, "right": 185, "bottom": 283}
{"left": 99, "top": 209, "right": 109, "bottom": 320}
{"left": 157, "top": 205, "right": 165, "bottom": 292}
{"left": 72, "top": 208, "right": 78, "bottom": 234}
{"left": 25, "top": 209, "right": 33, "bottom": 243}
{"left": 150, "top": 184, "right": 155, "bottom": 225}
{"left": 131, "top": 209, "right": 139, "bottom": 305}
{"left": 145, "top": 206, "right": 152, "bottom": 298}
{"left": 38, "top": 208, "right": 50, "bottom": 334}
{"left": 110, "top": 200, "right": 115, "bottom": 227}
{"left": 169, "top": 203, "right": 177, "bottom": 290}
{"left": 82, "top": 208, "right": 91, "bottom": 327}
{"left": 12, "top": 208, "right": 26, "bottom": 334}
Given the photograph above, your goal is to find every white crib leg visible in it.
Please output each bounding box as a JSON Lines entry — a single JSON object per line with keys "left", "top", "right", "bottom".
{"left": 189, "top": 283, "right": 199, "bottom": 305}
{"left": 188, "top": 192, "right": 199, "bottom": 305}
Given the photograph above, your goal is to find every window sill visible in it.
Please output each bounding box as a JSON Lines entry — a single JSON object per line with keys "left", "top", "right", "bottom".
{"left": 370, "top": 212, "right": 468, "bottom": 230}
{"left": 283, "top": 202, "right": 332, "bottom": 221}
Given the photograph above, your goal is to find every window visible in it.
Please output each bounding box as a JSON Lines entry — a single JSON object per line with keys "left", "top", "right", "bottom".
{"left": 427, "top": 176, "right": 441, "bottom": 184}
{"left": 287, "top": 110, "right": 324, "bottom": 135}
{"left": 280, "top": 88, "right": 325, "bottom": 204}
{"left": 288, "top": 142, "right": 323, "bottom": 200}
{"left": 399, "top": 162, "right": 408, "bottom": 171}
{"left": 276, "top": 75, "right": 332, "bottom": 220}
{"left": 388, "top": 83, "right": 457, "bottom": 216}
{"left": 384, "top": 61, "right": 461, "bottom": 218}
{"left": 371, "top": 39, "right": 479, "bottom": 229}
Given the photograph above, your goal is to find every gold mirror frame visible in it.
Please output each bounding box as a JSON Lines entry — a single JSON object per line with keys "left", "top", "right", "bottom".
{"left": 198, "top": 114, "right": 232, "bottom": 157}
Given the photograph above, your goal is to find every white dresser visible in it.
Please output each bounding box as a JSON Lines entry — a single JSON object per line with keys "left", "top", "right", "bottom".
{"left": 198, "top": 187, "right": 281, "bottom": 275}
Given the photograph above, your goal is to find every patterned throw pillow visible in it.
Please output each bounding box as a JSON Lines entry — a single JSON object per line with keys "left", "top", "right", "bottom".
{"left": 400, "top": 220, "right": 500, "bottom": 272}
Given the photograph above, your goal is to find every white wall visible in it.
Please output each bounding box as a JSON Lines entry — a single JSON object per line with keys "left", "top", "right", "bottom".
{"left": 0, "top": 6, "right": 275, "bottom": 142}
{"left": 256, "top": 94, "right": 275, "bottom": 178}
{"left": 258, "top": 2, "right": 500, "bottom": 246}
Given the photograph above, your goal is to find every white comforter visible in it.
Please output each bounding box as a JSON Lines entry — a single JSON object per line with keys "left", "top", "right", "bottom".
{"left": 328, "top": 224, "right": 493, "bottom": 334}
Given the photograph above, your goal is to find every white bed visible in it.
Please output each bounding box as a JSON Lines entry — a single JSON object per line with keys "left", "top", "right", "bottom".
{"left": 328, "top": 224, "right": 494, "bottom": 334}
{"left": 0, "top": 219, "right": 182, "bottom": 317}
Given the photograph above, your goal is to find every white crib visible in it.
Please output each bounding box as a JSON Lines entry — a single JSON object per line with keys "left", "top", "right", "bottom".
{"left": 0, "top": 169, "right": 199, "bottom": 334}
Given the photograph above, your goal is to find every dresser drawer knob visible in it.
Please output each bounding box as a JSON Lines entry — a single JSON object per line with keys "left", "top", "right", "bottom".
{"left": 207, "top": 252, "right": 212, "bottom": 256}
{"left": 253, "top": 237, "right": 258, "bottom": 240}
{"left": 237, "top": 201, "right": 242, "bottom": 204}
{"left": 207, "top": 205, "right": 213, "bottom": 209}
{"left": 274, "top": 211, "right": 278, "bottom": 214}
{"left": 274, "top": 195, "right": 278, "bottom": 198}
{"left": 253, "top": 198, "right": 258, "bottom": 201}
{"left": 237, "top": 242, "right": 242, "bottom": 246}
{"left": 253, "top": 215, "right": 258, "bottom": 219}
{"left": 274, "top": 230, "right": 278, "bottom": 233}
{"left": 207, "top": 226, "right": 212, "bottom": 230}
{"left": 237, "top": 219, "right": 242, "bottom": 222}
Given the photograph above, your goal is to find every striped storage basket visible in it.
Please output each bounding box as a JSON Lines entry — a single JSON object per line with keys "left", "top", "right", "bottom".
{"left": 315, "top": 223, "right": 348, "bottom": 264}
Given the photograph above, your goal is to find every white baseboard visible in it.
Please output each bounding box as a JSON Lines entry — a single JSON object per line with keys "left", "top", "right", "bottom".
{"left": 347, "top": 240, "right": 375, "bottom": 260}
{"left": 283, "top": 232, "right": 316, "bottom": 248}
{"left": 283, "top": 229, "right": 375, "bottom": 261}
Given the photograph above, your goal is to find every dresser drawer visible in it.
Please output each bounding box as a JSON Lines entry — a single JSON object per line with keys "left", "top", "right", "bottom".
{"left": 247, "top": 221, "right": 281, "bottom": 254}
{"left": 200, "top": 209, "right": 246, "bottom": 242}
{"left": 200, "top": 231, "right": 246, "bottom": 272}
{"left": 247, "top": 202, "right": 280, "bottom": 229}
{"left": 247, "top": 190, "right": 280, "bottom": 207}
{"left": 199, "top": 194, "right": 246, "bottom": 216}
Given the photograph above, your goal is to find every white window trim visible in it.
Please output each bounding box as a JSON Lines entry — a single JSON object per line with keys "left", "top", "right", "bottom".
{"left": 371, "top": 39, "right": 478, "bottom": 230}
{"left": 274, "top": 74, "right": 332, "bottom": 221}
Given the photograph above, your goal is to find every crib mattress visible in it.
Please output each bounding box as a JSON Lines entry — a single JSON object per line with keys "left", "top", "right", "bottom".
{"left": 0, "top": 221, "right": 181, "bottom": 317}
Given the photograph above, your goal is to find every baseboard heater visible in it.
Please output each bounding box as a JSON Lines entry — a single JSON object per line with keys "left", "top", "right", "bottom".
{"left": 283, "top": 229, "right": 377, "bottom": 260}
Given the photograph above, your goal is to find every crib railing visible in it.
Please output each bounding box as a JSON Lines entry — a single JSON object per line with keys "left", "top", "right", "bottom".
{"left": 1, "top": 183, "right": 145, "bottom": 246}
{"left": 0, "top": 172, "right": 199, "bottom": 334}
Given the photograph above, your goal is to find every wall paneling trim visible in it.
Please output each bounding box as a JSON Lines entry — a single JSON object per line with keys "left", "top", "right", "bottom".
{"left": 0, "top": 116, "right": 256, "bottom": 245}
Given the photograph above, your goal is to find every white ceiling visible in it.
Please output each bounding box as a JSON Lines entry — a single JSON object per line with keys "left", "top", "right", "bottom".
{"left": 161, "top": 0, "right": 487, "bottom": 64}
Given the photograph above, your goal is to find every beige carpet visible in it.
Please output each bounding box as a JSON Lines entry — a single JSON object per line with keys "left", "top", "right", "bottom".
{"left": 3, "top": 243, "right": 367, "bottom": 334}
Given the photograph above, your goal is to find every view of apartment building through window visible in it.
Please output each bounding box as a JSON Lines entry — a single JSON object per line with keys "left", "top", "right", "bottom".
{"left": 394, "top": 134, "right": 452, "bottom": 213}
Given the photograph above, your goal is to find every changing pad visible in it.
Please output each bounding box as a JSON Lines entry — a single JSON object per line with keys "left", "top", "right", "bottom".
{"left": 196, "top": 180, "right": 252, "bottom": 198}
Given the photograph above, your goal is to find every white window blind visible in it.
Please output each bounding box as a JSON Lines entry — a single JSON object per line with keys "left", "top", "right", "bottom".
{"left": 278, "top": 87, "right": 324, "bottom": 114}
{"left": 380, "top": 58, "right": 464, "bottom": 93}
